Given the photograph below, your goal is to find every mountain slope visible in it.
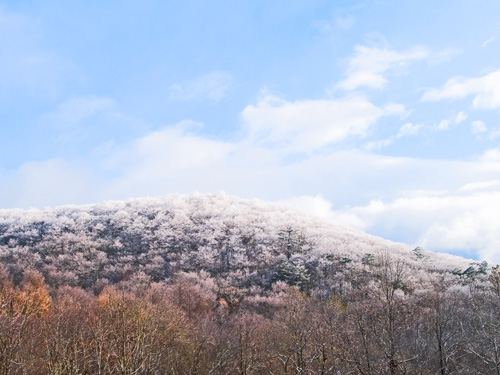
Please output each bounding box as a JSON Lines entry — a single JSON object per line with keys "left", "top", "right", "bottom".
{"left": 0, "top": 193, "right": 475, "bottom": 292}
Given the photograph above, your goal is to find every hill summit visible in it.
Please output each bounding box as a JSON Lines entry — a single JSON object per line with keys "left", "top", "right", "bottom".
{"left": 0, "top": 193, "right": 476, "bottom": 293}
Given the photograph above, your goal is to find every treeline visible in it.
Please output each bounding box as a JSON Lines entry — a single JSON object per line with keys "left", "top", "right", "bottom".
{"left": 1, "top": 258, "right": 500, "bottom": 375}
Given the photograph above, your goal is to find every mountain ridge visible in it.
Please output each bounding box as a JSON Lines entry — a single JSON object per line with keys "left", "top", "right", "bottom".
{"left": 0, "top": 193, "right": 479, "bottom": 292}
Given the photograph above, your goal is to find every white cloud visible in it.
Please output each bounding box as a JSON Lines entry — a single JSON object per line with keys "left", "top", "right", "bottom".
{"left": 0, "top": 122, "right": 240, "bottom": 208}
{"left": 0, "top": 138, "right": 471, "bottom": 211}
{"left": 337, "top": 45, "right": 429, "bottom": 90}
{"left": 397, "top": 122, "right": 423, "bottom": 137}
{"left": 481, "top": 148, "right": 500, "bottom": 162}
{"left": 455, "top": 111, "right": 468, "bottom": 124}
{"left": 295, "top": 188, "right": 500, "bottom": 263}
{"left": 459, "top": 180, "right": 500, "bottom": 192}
{"left": 242, "top": 92, "right": 404, "bottom": 152}
{"left": 436, "top": 119, "right": 450, "bottom": 131}
{"left": 269, "top": 152, "right": 500, "bottom": 263}
{"left": 366, "top": 122, "right": 423, "bottom": 150}
{"left": 365, "top": 139, "right": 393, "bottom": 151}
{"left": 169, "top": 71, "right": 233, "bottom": 101}
{"left": 280, "top": 195, "right": 334, "bottom": 219}
{"left": 106, "top": 123, "right": 234, "bottom": 176}
{"left": 482, "top": 36, "right": 495, "bottom": 48}
{"left": 471, "top": 120, "right": 487, "bottom": 134}
{"left": 104, "top": 122, "right": 235, "bottom": 197}
{"left": 276, "top": 171, "right": 500, "bottom": 263}
{"left": 0, "top": 159, "right": 99, "bottom": 208}
{"left": 435, "top": 111, "right": 468, "bottom": 131}
{"left": 2, "top": 90, "right": 411, "bottom": 206}
{"left": 422, "top": 69, "right": 500, "bottom": 109}
{"left": 383, "top": 102, "right": 410, "bottom": 117}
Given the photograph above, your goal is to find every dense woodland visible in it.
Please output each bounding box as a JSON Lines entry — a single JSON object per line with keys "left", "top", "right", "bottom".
{"left": 0, "top": 194, "right": 499, "bottom": 374}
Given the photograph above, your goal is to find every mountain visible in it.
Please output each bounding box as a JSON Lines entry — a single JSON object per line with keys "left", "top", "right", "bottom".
{"left": 1, "top": 194, "right": 498, "bottom": 375}
{"left": 0, "top": 193, "right": 477, "bottom": 294}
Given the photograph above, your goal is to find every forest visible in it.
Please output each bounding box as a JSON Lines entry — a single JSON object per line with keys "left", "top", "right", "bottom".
{"left": 0, "top": 194, "right": 498, "bottom": 374}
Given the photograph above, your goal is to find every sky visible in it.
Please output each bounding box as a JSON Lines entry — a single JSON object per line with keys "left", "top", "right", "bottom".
{"left": 1, "top": 0, "right": 500, "bottom": 263}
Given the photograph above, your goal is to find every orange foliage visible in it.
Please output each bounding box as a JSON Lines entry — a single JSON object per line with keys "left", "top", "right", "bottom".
{"left": 0, "top": 268, "right": 51, "bottom": 317}
{"left": 15, "top": 270, "right": 51, "bottom": 317}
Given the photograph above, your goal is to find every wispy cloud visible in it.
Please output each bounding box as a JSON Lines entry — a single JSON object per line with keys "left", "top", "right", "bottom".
{"left": 38, "top": 95, "right": 148, "bottom": 146}
{"left": 488, "top": 126, "right": 500, "bottom": 140}
{"left": 427, "top": 47, "right": 463, "bottom": 65}
{"left": 337, "top": 45, "right": 429, "bottom": 90}
{"left": 46, "top": 96, "right": 116, "bottom": 128}
{"left": 314, "top": 11, "right": 356, "bottom": 34}
{"left": 482, "top": 36, "right": 496, "bottom": 48}
{"left": 422, "top": 69, "right": 500, "bottom": 109}
{"left": 459, "top": 180, "right": 500, "bottom": 192}
{"left": 241, "top": 92, "right": 405, "bottom": 152}
{"left": 365, "top": 122, "right": 424, "bottom": 151}
{"left": 169, "top": 71, "right": 233, "bottom": 101}
{"left": 435, "top": 111, "right": 468, "bottom": 131}
{"left": 471, "top": 120, "right": 487, "bottom": 134}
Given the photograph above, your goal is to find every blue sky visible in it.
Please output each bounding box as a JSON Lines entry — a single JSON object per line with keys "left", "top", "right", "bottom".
{"left": 2, "top": 0, "right": 500, "bottom": 262}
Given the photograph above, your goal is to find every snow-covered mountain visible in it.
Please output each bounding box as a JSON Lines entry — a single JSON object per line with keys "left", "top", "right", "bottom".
{"left": 0, "top": 193, "right": 477, "bottom": 292}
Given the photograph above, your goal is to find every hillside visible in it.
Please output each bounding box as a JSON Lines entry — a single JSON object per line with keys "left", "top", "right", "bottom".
{"left": 1, "top": 194, "right": 499, "bottom": 375}
{"left": 0, "top": 193, "right": 476, "bottom": 293}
